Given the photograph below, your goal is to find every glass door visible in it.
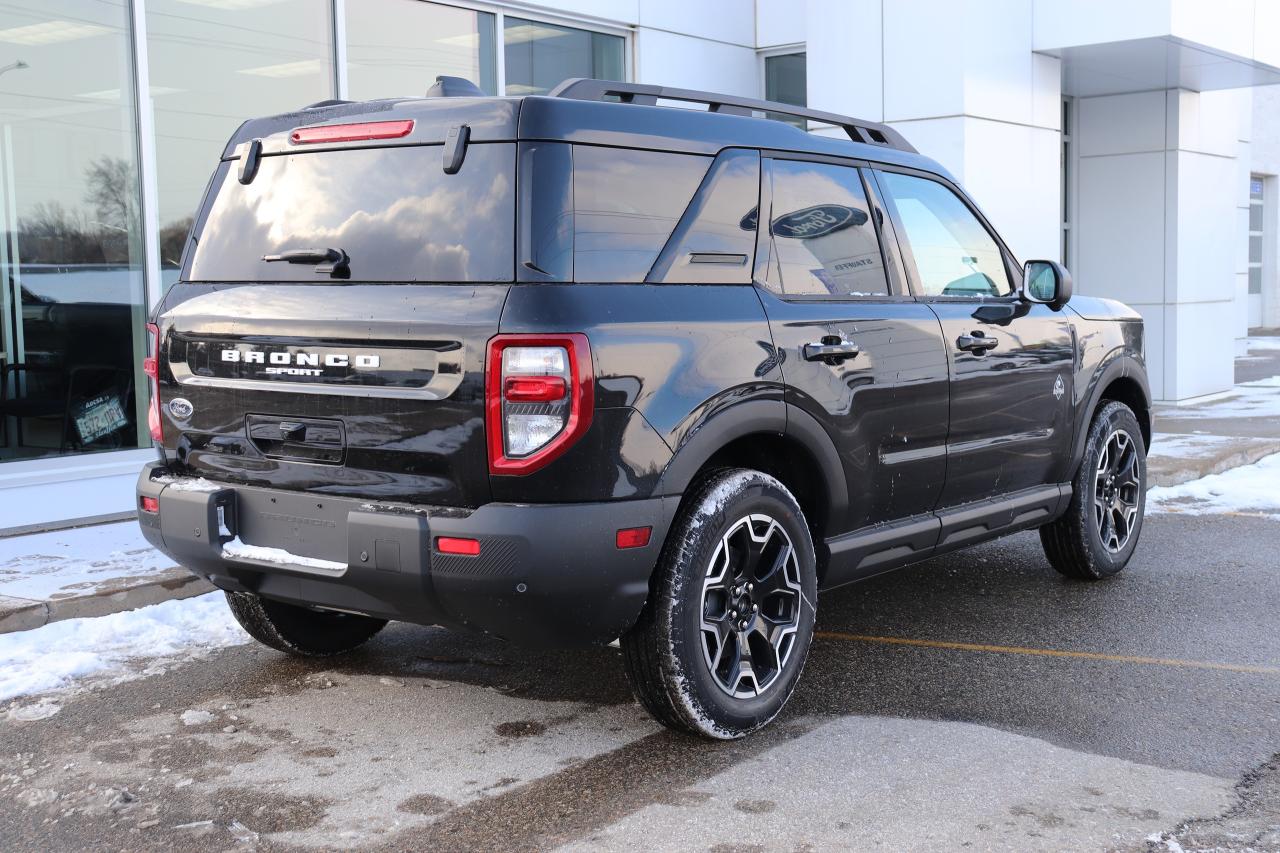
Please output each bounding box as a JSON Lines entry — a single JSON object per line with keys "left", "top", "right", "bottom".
{"left": 0, "top": 0, "right": 148, "bottom": 462}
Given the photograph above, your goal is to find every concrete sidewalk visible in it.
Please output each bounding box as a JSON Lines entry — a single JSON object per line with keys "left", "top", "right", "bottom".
{"left": 0, "top": 520, "right": 211, "bottom": 634}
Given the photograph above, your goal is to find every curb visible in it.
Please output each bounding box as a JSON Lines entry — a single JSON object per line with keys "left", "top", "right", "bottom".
{"left": 1147, "top": 437, "right": 1280, "bottom": 488}
{"left": 0, "top": 568, "right": 214, "bottom": 636}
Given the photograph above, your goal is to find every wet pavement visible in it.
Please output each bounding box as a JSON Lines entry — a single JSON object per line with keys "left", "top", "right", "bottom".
{"left": 2, "top": 511, "right": 1278, "bottom": 851}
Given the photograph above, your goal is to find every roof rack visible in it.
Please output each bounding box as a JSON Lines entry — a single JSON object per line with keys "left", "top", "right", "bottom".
{"left": 547, "top": 78, "right": 915, "bottom": 153}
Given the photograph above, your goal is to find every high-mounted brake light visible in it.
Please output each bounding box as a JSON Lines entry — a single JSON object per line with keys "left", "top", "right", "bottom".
{"left": 486, "top": 334, "right": 593, "bottom": 475}
{"left": 145, "top": 323, "right": 163, "bottom": 443}
{"left": 289, "top": 119, "right": 414, "bottom": 145}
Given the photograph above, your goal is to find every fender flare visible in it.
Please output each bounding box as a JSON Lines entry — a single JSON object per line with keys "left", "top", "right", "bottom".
{"left": 1069, "top": 351, "right": 1152, "bottom": 472}
{"left": 653, "top": 398, "right": 848, "bottom": 534}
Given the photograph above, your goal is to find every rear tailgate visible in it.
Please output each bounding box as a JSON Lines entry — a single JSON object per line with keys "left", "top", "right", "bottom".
{"left": 157, "top": 283, "right": 504, "bottom": 507}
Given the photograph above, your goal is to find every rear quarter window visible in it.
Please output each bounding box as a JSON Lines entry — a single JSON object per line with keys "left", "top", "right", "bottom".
{"left": 186, "top": 143, "right": 514, "bottom": 283}
{"left": 572, "top": 146, "right": 709, "bottom": 282}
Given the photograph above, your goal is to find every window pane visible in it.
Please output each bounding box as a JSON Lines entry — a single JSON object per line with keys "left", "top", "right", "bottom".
{"left": 1250, "top": 234, "right": 1263, "bottom": 264}
{"left": 0, "top": 0, "right": 148, "bottom": 462}
{"left": 504, "top": 17, "right": 623, "bottom": 96}
{"left": 879, "top": 171, "right": 1011, "bottom": 297}
{"left": 1251, "top": 177, "right": 1264, "bottom": 200}
{"left": 146, "top": 0, "right": 334, "bottom": 289}
{"left": 1249, "top": 266, "right": 1262, "bottom": 294}
{"left": 347, "top": 1, "right": 496, "bottom": 99}
{"left": 765, "top": 53, "right": 806, "bottom": 106}
{"left": 188, "top": 144, "right": 515, "bottom": 283}
{"left": 1250, "top": 202, "right": 1263, "bottom": 232}
{"left": 766, "top": 161, "right": 887, "bottom": 297}
{"left": 573, "top": 147, "right": 708, "bottom": 282}
{"left": 651, "top": 149, "right": 760, "bottom": 284}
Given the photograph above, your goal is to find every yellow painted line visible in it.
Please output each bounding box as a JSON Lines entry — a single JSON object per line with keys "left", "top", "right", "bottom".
{"left": 815, "top": 631, "right": 1280, "bottom": 676}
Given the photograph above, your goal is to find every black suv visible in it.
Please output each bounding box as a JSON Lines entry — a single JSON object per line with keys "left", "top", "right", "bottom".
{"left": 137, "top": 77, "right": 1151, "bottom": 739}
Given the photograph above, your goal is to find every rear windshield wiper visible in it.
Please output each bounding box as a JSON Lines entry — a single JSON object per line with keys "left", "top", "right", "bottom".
{"left": 262, "top": 247, "right": 350, "bottom": 278}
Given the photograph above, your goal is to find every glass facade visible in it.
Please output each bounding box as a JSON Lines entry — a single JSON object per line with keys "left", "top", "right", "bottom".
{"left": 504, "top": 17, "right": 624, "bottom": 96}
{"left": 0, "top": 0, "right": 629, "bottom": 470}
{"left": 347, "top": 0, "right": 496, "bottom": 99}
{"left": 0, "top": 1, "right": 148, "bottom": 461}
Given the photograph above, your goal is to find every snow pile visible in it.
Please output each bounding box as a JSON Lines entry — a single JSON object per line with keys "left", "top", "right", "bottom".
{"left": 222, "top": 539, "right": 346, "bottom": 572}
{"left": 1147, "top": 452, "right": 1280, "bottom": 519}
{"left": 0, "top": 593, "right": 248, "bottom": 704}
{"left": 1156, "top": 383, "right": 1280, "bottom": 420}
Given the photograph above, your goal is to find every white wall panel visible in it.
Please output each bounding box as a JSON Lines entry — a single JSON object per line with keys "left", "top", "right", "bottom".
{"left": 1076, "top": 152, "right": 1168, "bottom": 306}
{"left": 1077, "top": 92, "right": 1167, "bottom": 157}
{"left": 1173, "top": 151, "right": 1239, "bottom": 304}
{"left": 532, "top": 0, "right": 639, "bottom": 25}
{"left": 881, "top": 0, "right": 964, "bottom": 121}
{"left": 633, "top": 27, "right": 757, "bottom": 94}
{"left": 1033, "top": 0, "right": 1171, "bottom": 51}
{"left": 757, "top": 0, "right": 805, "bottom": 47}
{"left": 806, "top": 0, "right": 881, "bottom": 120}
{"left": 639, "top": 0, "right": 753, "bottom": 47}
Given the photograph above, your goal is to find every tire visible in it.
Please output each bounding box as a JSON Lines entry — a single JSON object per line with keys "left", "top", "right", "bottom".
{"left": 225, "top": 591, "right": 388, "bottom": 657}
{"left": 621, "top": 469, "right": 818, "bottom": 739}
{"left": 1040, "top": 400, "right": 1147, "bottom": 580}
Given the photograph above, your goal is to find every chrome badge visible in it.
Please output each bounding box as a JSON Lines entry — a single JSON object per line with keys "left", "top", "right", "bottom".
{"left": 168, "top": 397, "right": 194, "bottom": 420}
{"left": 1053, "top": 374, "right": 1065, "bottom": 401}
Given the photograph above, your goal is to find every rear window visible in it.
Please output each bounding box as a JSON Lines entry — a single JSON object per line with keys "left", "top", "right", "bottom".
{"left": 186, "top": 144, "right": 514, "bottom": 283}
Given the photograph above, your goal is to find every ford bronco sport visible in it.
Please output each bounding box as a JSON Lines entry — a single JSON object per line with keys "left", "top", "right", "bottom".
{"left": 137, "top": 77, "right": 1151, "bottom": 739}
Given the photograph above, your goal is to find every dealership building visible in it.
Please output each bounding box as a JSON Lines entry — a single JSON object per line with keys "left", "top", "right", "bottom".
{"left": 1, "top": 0, "right": 1279, "bottom": 530}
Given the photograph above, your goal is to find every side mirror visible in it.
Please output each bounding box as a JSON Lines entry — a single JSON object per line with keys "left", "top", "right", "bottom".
{"left": 1022, "top": 259, "right": 1072, "bottom": 310}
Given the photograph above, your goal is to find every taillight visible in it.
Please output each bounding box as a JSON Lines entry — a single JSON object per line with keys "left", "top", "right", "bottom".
{"left": 486, "top": 334, "right": 593, "bottom": 475}
{"left": 290, "top": 120, "right": 414, "bottom": 145}
{"left": 144, "top": 322, "right": 163, "bottom": 443}
{"left": 140, "top": 496, "right": 159, "bottom": 514}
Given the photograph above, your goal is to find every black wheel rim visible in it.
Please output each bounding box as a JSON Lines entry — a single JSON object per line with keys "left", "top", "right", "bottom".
{"left": 1094, "top": 428, "right": 1141, "bottom": 553}
{"left": 699, "top": 514, "right": 802, "bottom": 699}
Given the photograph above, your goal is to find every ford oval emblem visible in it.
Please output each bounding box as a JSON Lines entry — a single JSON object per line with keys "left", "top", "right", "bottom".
{"left": 168, "top": 397, "right": 194, "bottom": 420}
{"left": 771, "top": 204, "right": 866, "bottom": 239}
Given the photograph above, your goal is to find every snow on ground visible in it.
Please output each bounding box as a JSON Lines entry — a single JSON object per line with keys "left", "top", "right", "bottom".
{"left": 1147, "top": 433, "right": 1242, "bottom": 459}
{"left": 0, "top": 521, "right": 172, "bottom": 601}
{"left": 0, "top": 593, "right": 248, "bottom": 711}
{"left": 1147, "top": 452, "right": 1280, "bottom": 520}
{"left": 1243, "top": 336, "right": 1280, "bottom": 352}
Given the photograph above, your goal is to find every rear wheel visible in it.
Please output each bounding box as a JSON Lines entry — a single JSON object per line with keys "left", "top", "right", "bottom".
{"left": 621, "top": 469, "right": 818, "bottom": 739}
{"left": 225, "top": 591, "right": 387, "bottom": 657}
{"left": 1040, "top": 401, "right": 1147, "bottom": 580}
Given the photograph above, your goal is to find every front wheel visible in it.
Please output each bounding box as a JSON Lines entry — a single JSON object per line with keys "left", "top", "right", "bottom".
{"left": 1040, "top": 400, "right": 1147, "bottom": 580}
{"left": 621, "top": 469, "right": 818, "bottom": 739}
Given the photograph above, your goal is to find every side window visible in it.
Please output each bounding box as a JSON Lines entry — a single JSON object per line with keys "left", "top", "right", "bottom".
{"left": 648, "top": 148, "right": 760, "bottom": 284}
{"left": 765, "top": 160, "right": 889, "bottom": 297}
{"left": 573, "top": 146, "right": 709, "bottom": 282}
{"left": 877, "top": 171, "right": 1011, "bottom": 297}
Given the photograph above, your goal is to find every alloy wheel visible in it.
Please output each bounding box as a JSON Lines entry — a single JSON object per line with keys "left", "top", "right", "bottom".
{"left": 1093, "top": 428, "right": 1141, "bottom": 553}
{"left": 699, "top": 514, "right": 802, "bottom": 698}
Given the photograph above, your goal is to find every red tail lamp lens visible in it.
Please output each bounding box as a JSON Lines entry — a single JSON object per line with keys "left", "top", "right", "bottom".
{"left": 140, "top": 496, "right": 159, "bottom": 514}
{"left": 503, "top": 375, "right": 567, "bottom": 403}
{"left": 146, "top": 323, "right": 163, "bottom": 442}
{"left": 290, "top": 120, "right": 414, "bottom": 145}
{"left": 615, "top": 527, "right": 652, "bottom": 549}
{"left": 436, "top": 536, "right": 480, "bottom": 556}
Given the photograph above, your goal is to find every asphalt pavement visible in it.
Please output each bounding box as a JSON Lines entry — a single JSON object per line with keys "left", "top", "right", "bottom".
{"left": 3, "top": 511, "right": 1278, "bottom": 851}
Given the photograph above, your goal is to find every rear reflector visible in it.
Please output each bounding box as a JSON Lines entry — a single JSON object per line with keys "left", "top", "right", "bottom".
{"left": 615, "top": 526, "right": 652, "bottom": 549}
{"left": 140, "top": 496, "right": 159, "bottom": 514}
{"left": 290, "top": 120, "right": 414, "bottom": 145}
{"left": 436, "top": 536, "right": 480, "bottom": 556}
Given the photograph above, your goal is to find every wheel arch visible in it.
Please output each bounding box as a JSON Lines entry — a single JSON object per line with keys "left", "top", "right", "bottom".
{"left": 1071, "top": 353, "right": 1153, "bottom": 472}
{"left": 655, "top": 400, "right": 847, "bottom": 581}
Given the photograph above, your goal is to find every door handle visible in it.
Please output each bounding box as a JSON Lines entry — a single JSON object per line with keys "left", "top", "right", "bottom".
{"left": 956, "top": 331, "right": 999, "bottom": 353}
{"left": 803, "top": 338, "right": 861, "bottom": 363}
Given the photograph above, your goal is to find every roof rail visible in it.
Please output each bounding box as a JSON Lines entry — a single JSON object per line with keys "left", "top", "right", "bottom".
{"left": 547, "top": 78, "right": 915, "bottom": 153}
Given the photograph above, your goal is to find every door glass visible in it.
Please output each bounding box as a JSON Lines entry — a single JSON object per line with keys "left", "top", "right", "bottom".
{"left": 346, "top": 0, "right": 496, "bottom": 99}
{"left": 504, "top": 17, "right": 623, "bottom": 96}
{"left": 146, "top": 0, "right": 334, "bottom": 291}
{"left": 0, "top": 0, "right": 148, "bottom": 462}
{"left": 765, "top": 160, "right": 888, "bottom": 297}
{"left": 878, "top": 171, "right": 1011, "bottom": 297}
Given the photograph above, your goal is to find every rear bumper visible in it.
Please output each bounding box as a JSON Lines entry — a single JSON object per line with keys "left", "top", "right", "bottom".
{"left": 137, "top": 464, "right": 677, "bottom": 646}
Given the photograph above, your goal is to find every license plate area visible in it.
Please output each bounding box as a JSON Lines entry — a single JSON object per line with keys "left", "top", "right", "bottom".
{"left": 235, "top": 488, "right": 350, "bottom": 561}
{"left": 246, "top": 413, "right": 346, "bottom": 464}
